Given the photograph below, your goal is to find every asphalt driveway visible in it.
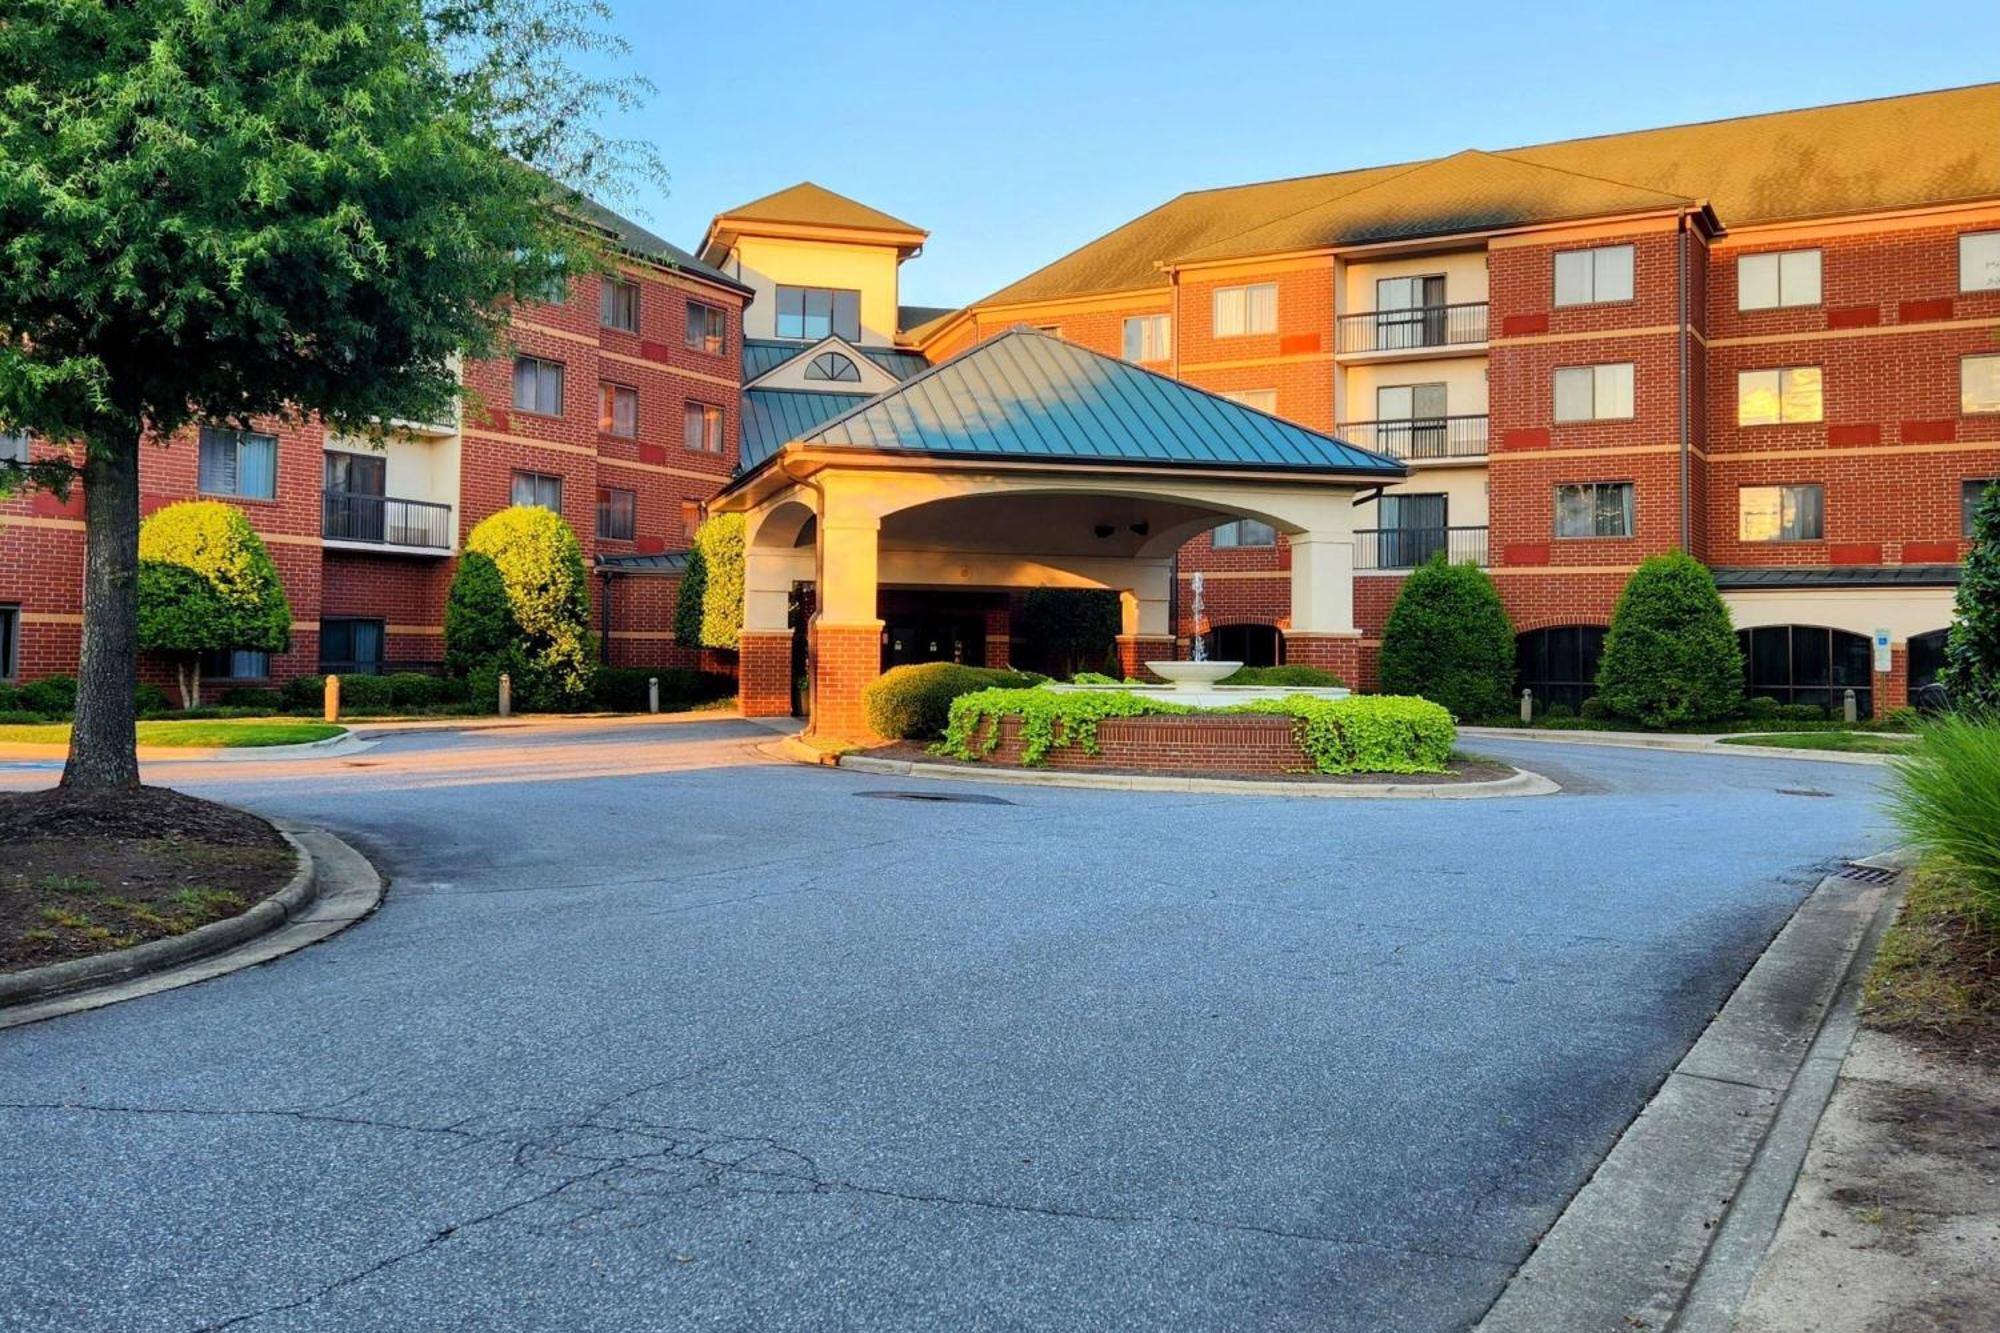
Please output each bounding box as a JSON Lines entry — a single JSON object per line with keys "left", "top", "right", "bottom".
{"left": 0, "top": 721, "right": 1892, "bottom": 1331}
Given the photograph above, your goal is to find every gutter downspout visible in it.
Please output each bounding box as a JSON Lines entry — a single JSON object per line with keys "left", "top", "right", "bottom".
{"left": 1677, "top": 211, "right": 1691, "bottom": 553}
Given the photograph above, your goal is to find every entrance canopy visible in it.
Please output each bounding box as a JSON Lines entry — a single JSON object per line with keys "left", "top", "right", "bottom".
{"left": 712, "top": 328, "right": 1406, "bottom": 739}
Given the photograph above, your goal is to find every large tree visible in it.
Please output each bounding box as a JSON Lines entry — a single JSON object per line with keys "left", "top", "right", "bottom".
{"left": 0, "top": 0, "right": 660, "bottom": 787}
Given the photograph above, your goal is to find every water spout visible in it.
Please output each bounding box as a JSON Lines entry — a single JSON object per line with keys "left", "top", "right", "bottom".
{"left": 1190, "top": 571, "right": 1208, "bottom": 662}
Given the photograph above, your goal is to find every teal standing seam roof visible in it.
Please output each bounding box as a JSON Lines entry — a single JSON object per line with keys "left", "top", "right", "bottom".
{"left": 759, "top": 328, "right": 1404, "bottom": 479}
{"left": 740, "top": 388, "right": 875, "bottom": 472}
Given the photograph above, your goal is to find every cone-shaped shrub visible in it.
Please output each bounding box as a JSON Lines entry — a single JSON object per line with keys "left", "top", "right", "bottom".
{"left": 1377, "top": 553, "right": 1514, "bottom": 721}
{"left": 445, "top": 506, "right": 593, "bottom": 710}
{"left": 1596, "top": 552, "right": 1743, "bottom": 727}
{"left": 1942, "top": 482, "right": 2000, "bottom": 713}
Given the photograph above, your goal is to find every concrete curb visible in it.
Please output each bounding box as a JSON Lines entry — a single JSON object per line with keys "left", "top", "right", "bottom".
{"left": 1458, "top": 725, "right": 1906, "bottom": 767}
{"left": 0, "top": 822, "right": 383, "bottom": 1029}
{"left": 1473, "top": 851, "right": 1911, "bottom": 1333}
{"left": 830, "top": 752, "right": 1561, "bottom": 799}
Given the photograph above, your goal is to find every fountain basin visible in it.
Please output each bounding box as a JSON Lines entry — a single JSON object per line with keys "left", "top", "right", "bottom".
{"left": 1146, "top": 660, "right": 1243, "bottom": 691}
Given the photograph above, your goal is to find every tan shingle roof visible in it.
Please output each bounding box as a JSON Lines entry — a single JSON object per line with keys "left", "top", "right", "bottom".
{"left": 712, "top": 182, "right": 925, "bottom": 236}
{"left": 977, "top": 83, "right": 2000, "bottom": 309}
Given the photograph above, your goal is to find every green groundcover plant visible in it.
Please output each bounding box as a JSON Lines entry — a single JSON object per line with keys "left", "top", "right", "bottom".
{"left": 936, "top": 688, "right": 1455, "bottom": 774}
{"left": 1890, "top": 713, "right": 2000, "bottom": 924}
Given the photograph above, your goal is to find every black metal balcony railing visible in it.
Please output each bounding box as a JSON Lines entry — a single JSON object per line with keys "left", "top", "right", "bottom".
{"left": 322, "top": 490, "right": 453, "bottom": 550}
{"left": 1336, "top": 301, "right": 1489, "bottom": 354}
{"left": 1353, "top": 526, "right": 1489, "bottom": 571}
{"left": 1337, "top": 415, "right": 1491, "bottom": 460}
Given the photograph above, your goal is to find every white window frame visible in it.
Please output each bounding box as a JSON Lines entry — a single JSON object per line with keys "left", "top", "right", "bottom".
{"left": 596, "top": 486, "right": 637, "bottom": 542}
{"left": 1122, "top": 314, "right": 1172, "bottom": 362}
{"left": 1212, "top": 283, "right": 1277, "bottom": 337}
{"left": 0, "top": 430, "right": 26, "bottom": 465}
{"left": 686, "top": 300, "right": 726, "bottom": 354}
{"left": 1737, "top": 367, "right": 1823, "bottom": 426}
{"left": 1552, "top": 363, "right": 1635, "bottom": 422}
{"left": 1553, "top": 245, "right": 1635, "bottom": 307}
{"left": 1737, "top": 484, "right": 1825, "bottom": 543}
{"left": 1736, "top": 249, "right": 1822, "bottom": 310}
{"left": 1960, "top": 231, "right": 2000, "bottom": 293}
{"left": 1965, "top": 479, "right": 1999, "bottom": 537}
{"left": 1553, "top": 482, "right": 1635, "bottom": 539}
{"left": 1962, "top": 354, "right": 2000, "bottom": 415}
{"left": 197, "top": 426, "right": 278, "bottom": 499}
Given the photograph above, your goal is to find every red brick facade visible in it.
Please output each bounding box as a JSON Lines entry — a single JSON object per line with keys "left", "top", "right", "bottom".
{"left": 975, "top": 713, "right": 1310, "bottom": 776}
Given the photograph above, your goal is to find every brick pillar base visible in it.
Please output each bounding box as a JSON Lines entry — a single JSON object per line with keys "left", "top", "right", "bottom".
{"left": 738, "top": 630, "right": 794, "bottom": 718}
{"left": 1117, "top": 636, "right": 1177, "bottom": 681}
{"left": 1876, "top": 644, "right": 1908, "bottom": 720}
{"left": 1284, "top": 633, "right": 1364, "bottom": 688}
{"left": 984, "top": 606, "right": 1013, "bottom": 668}
{"left": 808, "top": 620, "right": 884, "bottom": 744}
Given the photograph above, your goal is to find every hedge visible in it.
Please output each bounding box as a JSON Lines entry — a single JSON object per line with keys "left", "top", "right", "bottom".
{"left": 1219, "top": 664, "right": 1344, "bottom": 688}
{"left": 861, "top": 663, "right": 1045, "bottom": 740}
{"left": 591, "top": 667, "right": 735, "bottom": 713}
{"left": 937, "top": 688, "right": 1454, "bottom": 774}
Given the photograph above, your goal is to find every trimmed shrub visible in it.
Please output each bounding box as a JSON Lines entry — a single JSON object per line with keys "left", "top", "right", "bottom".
{"left": 446, "top": 507, "right": 595, "bottom": 710}
{"left": 385, "top": 673, "right": 444, "bottom": 709}
{"left": 283, "top": 674, "right": 328, "bottom": 711}
{"left": 337, "top": 674, "right": 396, "bottom": 711}
{"left": 135, "top": 683, "right": 174, "bottom": 716}
{"left": 1220, "top": 664, "right": 1343, "bottom": 688}
{"left": 1943, "top": 481, "right": 2000, "bottom": 712}
{"left": 1069, "top": 671, "right": 1123, "bottom": 685}
{"left": 862, "top": 663, "right": 1043, "bottom": 740}
{"left": 1579, "top": 696, "right": 1608, "bottom": 721}
{"left": 673, "top": 512, "right": 746, "bottom": 650}
{"left": 1377, "top": 554, "right": 1514, "bottom": 721}
{"left": 1776, "top": 702, "right": 1828, "bottom": 722}
{"left": 136, "top": 501, "right": 292, "bottom": 707}
{"left": 17, "top": 674, "right": 77, "bottom": 717}
{"left": 1891, "top": 714, "right": 2000, "bottom": 923}
{"left": 591, "top": 667, "right": 735, "bottom": 713}
{"left": 1741, "top": 695, "right": 1782, "bottom": 720}
{"left": 1596, "top": 553, "right": 1743, "bottom": 728}
{"left": 1023, "top": 588, "right": 1120, "bottom": 679}
{"left": 218, "top": 687, "right": 285, "bottom": 711}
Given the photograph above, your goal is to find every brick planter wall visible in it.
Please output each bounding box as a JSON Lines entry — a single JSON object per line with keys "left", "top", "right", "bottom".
{"left": 972, "top": 712, "right": 1309, "bottom": 776}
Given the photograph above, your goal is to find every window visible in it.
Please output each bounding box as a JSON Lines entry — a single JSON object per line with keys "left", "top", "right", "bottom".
{"left": 1515, "top": 626, "right": 1608, "bottom": 712}
{"left": 598, "top": 382, "right": 637, "bottom": 437}
{"left": 596, "top": 486, "right": 636, "bottom": 541}
{"left": 0, "top": 605, "right": 16, "bottom": 679}
{"left": 1554, "top": 482, "right": 1634, "bottom": 538}
{"left": 512, "top": 356, "right": 564, "bottom": 416}
{"left": 1554, "top": 245, "right": 1635, "bottom": 306}
{"left": 318, "top": 619, "right": 384, "bottom": 675}
{"left": 515, "top": 248, "right": 567, "bottom": 304}
{"left": 1377, "top": 493, "right": 1448, "bottom": 566}
{"left": 684, "top": 402, "right": 723, "bottom": 453}
{"left": 1211, "top": 518, "right": 1277, "bottom": 548}
{"left": 1553, "top": 363, "right": 1634, "bottom": 422}
{"left": 1739, "top": 626, "right": 1873, "bottom": 714}
{"left": 681, "top": 500, "right": 704, "bottom": 541}
{"left": 511, "top": 470, "right": 562, "bottom": 511}
{"left": 1960, "top": 231, "right": 2000, "bottom": 292}
{"left": 1909, "top": 628, "right": 1952, "bottom": 697}
{"left": 1210, "top": 624, "right": 1281, "bottom": 668}
{"left": 1221, "top": 389, "right": 1278, "bottom": 413}
{"left": 805, "top": 352, "right": 861, "bottom": 383}
{"left": 201, "top": 649, "right": 270, "bottom": 680}
{"left": 686, "top": 300, "right": 726, "bottom": 353}
{"left": 1964, "top": 479, "right": 1998, "bottom": 536}
{"left": 322, "top": 451, "right": 387, "bottom": 542}
{"left": 1212, "top": 283, "right": 1277, "bottom": 337}
{"left": 0, "top": 430, "right": 26, "bottom": 465}
{"left": 775, "top": 286, "right": 860, "bottom": 341}
{"left": 1737, "top": 367, "right": 1823, "bottom": 425}
{"left": 1738, "top": 484, "right": 1824, "bottom": 542}
{"left": 1375, "top": 383, "right": 1449, "bottom": 457}
{"left": 197, "top": 426, "right": 278, "bottom": 499}
{"left": 600, "top": 277, "right": 639, "bottom": 332}
{"left": 1737, "top": 249, "right": 1822, "bottom": 310}
{"left": 1123, "top": 315, "right": 1172, "bottom": 362}
{"left": 1962, "top": 354, "right": 2000, "bottom": 415}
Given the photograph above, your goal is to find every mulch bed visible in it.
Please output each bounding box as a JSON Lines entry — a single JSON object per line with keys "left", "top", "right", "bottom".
{"left": 0, "top": 786, "right": 296, "bottom": 976}
{"left": 861, "top": 743, "right": 1515, "bottom": 786}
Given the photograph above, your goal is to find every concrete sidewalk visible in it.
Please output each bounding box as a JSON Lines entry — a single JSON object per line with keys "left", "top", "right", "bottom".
{"left": 1459, "top": 725, "right": 1908, "bottom": 766}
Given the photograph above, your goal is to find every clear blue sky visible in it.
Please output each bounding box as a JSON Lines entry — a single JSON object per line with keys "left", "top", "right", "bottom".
{"left": 597, "top": 1, "right": 2000, "bottom": 310}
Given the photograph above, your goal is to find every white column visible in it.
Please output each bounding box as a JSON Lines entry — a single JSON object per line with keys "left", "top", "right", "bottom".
{"left": 1289, "top": 532, "right": 1357, "bottom": 635}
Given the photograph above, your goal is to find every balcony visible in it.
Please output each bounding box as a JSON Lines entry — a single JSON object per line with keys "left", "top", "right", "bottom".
{"left": 1337, "top": 415, "right": 1490, "bottom": 461}
{"left": 1353, "top": 526, "right": 1488, "bottom": 571}
{"left": 1336, "top": 302, "right": 1488, "bottom": 355}
{"left": 322, "top": 490, "right": 453, "bottom": 552}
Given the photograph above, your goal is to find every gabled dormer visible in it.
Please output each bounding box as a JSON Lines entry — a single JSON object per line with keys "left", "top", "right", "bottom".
{"left": 743, "top": 335, "right": 908, "bottom": 395}
{"left": 699, "top": 183, "right": 927, "bottom": 348}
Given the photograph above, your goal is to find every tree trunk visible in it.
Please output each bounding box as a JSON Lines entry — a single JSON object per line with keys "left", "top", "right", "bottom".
{"left": 62, "top": 432, "right": 142, "bottom": 789}
{"left": 175, "top": 660, "right": 199, "bottom": 711}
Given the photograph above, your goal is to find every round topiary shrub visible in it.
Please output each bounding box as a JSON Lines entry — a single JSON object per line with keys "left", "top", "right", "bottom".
{"left": 1595, "top": 552, "right": 1744, "bottom": 728}
{"left": 445, "top": 506, "right": 595, "bottom": 710}
{"left": 863, "top": 663, "right": 1043, "bottom": 740}
{"left": 137, "top": 501, "right": 293, "bottom": 708}
{"left": 1377, "top": 553, "right": 1515, "bottom": 721}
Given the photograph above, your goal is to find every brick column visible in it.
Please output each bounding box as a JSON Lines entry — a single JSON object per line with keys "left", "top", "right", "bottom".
{"left": 737, "top": 630, "right": 793, "bottom": 718}
{"left": 808, "top": 621, "right": 883, "bottom": 743}
{"left": 1284, "top": 632, "right": 1364, "bottom": 687}
{"left": 1116, "top": 636, "right": 1177, "bottom": 680}
{"left": 983, "top": 606, "right": 1013, "bottom": 668}
{"left": 1877, "top": 644, "right": 1908, "bottom": 720}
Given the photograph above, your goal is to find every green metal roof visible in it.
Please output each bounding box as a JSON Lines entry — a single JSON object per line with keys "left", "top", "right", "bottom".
{"left": 741, "top": 388, "right": 875, "bottom": 471}
{"left": 758, "top": 328, "right": 1405, "bottom": 479}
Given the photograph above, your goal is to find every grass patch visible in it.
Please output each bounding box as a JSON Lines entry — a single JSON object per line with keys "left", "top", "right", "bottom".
{"left": 1863, "top": 858, "right": 2000, "bottom": 1061}
{"left": 1717, "top": 732, "right": 1921, "bottom": 754}
{"left": 0, "top": 719, "right": 344, "bottom": 748}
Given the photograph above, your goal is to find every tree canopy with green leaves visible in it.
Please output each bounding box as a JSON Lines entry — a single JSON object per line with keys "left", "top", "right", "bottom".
{"left": 0, "top": 0, "right": 661, "bottom": 787}
{"left": 136, "top": 502, "right": 293, "bottom": 709}
{"left": 1943, "top": 481, "right": 2000, "bottom": 713}
{"left": 446, "top": 505, "right": 595, "bottom": 710}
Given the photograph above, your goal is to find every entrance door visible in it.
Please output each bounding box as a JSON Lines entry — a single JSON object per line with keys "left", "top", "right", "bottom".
{"left": 883, "top": 617, "right": 984, "bottom": 668}
{"left": 1379, "top": 492, "right": 1448, "bottom": 568}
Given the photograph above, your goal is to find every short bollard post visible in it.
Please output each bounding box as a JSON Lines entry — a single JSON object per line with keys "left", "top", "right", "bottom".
{"left": 1843, "top": 688, "right": 1858, "bottom": 724}
{"left": 648, "top": 676, "right": 659, "bottom": 714}
{"left": 498, "top": 672, "right": 512, "bottom": 718}
{"left": 1520, "top": 687, "right": 1534, "bottom": 724}
{"left": 324, "top": 674, "right": 341, "bottom": 723}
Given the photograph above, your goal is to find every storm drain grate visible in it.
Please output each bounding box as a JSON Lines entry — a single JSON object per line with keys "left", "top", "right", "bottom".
{"left": 856, "top": 790, "right": 1014, "bottom": 806}
{"left": 1834, "top": 861, "right": 1899, "bottom": 885}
